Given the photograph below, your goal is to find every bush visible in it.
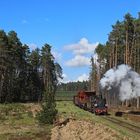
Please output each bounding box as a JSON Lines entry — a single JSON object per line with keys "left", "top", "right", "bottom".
{"left": 36, "top": 91, "right": 58, "bottom": 124}
{"left": 37, "top": 105, "right": 57, "bottom": 124}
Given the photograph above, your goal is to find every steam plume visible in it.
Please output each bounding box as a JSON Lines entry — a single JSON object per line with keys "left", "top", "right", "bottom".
{"left": 100, "top": 64, "right": 140, "bottom": 101}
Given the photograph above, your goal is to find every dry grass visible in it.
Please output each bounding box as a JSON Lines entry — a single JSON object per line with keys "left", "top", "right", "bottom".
{"left": 0, "top": 103, "right": 52, "bottom": 140}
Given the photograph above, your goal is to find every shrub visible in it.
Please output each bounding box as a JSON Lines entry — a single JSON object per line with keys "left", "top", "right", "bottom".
{"left": 37, "top": 91, "right": 57, "bottom": 124}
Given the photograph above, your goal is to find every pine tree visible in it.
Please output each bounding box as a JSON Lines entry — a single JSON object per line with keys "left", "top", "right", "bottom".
{"left": 37, "top": 44, "right": 58, "bottom": 124}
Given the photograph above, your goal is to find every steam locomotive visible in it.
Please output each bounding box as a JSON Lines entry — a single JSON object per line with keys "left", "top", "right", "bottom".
{"left": 73, "top": 91, "right": 108, "bottom": 115}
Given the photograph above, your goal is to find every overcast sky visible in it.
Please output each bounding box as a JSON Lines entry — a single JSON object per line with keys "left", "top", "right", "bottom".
{"left": 0, "top": 0, "right": 140, "bottom": 82}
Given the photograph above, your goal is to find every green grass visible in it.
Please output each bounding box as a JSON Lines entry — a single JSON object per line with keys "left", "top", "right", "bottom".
{"left": 56, "top": 101, "right": 94, "bottom": 120}
{"left": 55, "top": 91, "right": 77, "bottom": 100}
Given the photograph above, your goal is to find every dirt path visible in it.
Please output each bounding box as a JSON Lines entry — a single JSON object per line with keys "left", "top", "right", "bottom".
{"left": 51, "top": 118, "right": 131, "bottom": 140}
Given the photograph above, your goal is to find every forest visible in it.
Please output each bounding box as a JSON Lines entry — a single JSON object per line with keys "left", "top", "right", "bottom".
{"left": 89, "top": 13, "right": 140, "bottom": 108}
{"left": 0, "top": 30, "right": 62, "bottom": 103}
{"left": 57, "top": 81, "right": 89, "bottom": 91}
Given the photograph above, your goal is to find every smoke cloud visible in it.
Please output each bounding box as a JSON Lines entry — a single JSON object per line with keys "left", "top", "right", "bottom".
{"left": 100, "top": 64, "right": 140, "bottom": 101}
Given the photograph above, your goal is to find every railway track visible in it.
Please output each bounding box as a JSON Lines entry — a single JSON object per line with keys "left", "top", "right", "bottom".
{"left": 76, "top": 103, "right": 140, "bottom": 137}
{"left": 101, "top": 116, "right": 140, "bottom": 135}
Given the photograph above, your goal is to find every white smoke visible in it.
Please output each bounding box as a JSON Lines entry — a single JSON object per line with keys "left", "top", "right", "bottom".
{"left": 100, "top": 64, "right": 140, "bottom": 101}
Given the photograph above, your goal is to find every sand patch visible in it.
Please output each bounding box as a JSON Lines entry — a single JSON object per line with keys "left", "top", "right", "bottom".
{"left": 51, "top": 118, "right": 131, "bottom": 140}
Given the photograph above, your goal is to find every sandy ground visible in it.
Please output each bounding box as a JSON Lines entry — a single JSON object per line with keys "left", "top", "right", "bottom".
{"left": 51, "top": 118, "right": 130, "bottom": 140}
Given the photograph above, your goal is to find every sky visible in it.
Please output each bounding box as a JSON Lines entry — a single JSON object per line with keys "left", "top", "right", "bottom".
{"left": 0, "top": 0, "right": 140, "bottom": 82}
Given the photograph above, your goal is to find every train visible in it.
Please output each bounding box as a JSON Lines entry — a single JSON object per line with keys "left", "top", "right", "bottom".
{"left": 73, "top": 90, "right": 108, "bottom": 115}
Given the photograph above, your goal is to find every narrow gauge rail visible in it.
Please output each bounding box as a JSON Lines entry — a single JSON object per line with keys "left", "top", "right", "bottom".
{"left": 102, "top": 116, "right": 140, "bottom": 135}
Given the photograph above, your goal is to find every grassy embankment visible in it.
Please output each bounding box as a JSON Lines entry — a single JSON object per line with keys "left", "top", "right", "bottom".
{"left": 56, "top": 101, "right": 140, "bottom": 140}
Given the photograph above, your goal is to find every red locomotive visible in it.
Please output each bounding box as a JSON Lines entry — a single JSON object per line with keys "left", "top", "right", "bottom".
{"left": 73, "top": 90, "right": 108, "bottom": 115}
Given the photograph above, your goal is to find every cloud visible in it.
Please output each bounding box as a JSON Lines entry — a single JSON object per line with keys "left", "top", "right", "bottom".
{"left": 64, "top": 37, "right": 99, "bottom": 55}
{"left": 28, "top": 43, "right": 37, "bottom": 51}
{"left": 64, "top": 37, "right": 99, "bottom": 67}
{"left": 59, "top": 73, "right": 89, "bottom": 83}
{"left": 76, "top": 73, "right": 89, "bottom": 82}
{"left": 65, "top": 55, "right": 90, "bottom": 67}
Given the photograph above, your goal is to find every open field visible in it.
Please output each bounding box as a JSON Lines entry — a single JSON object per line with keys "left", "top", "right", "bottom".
{"left": 0, "top": 101, "right": 139, "bottom": 140}
{"left": 0, "top": 103, "right": 52, "bottom": 140}
{"left": 55, "top": 91, "right": 77, "bottom": 101}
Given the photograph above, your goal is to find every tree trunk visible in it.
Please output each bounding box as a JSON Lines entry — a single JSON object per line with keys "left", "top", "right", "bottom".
{"left": 137, "top": 97, "right": 140, "bottom": 108}
{"left": 125, "top": 31, "right": 128, "bottom": 64}
{"left": 115, "top": 39, "right": 118, "bottom": 67}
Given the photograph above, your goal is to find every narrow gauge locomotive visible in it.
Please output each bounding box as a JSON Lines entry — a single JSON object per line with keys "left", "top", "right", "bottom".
{"left": 73, "top": 91, "right": 107, "bottom": 115}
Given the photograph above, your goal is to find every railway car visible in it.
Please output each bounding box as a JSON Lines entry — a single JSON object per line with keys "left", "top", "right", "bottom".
{"left": 73, "top": 90, "right": 108, "bottom": 115}
{"left": 73, "top": 91, "right": 96, "bottom": 110}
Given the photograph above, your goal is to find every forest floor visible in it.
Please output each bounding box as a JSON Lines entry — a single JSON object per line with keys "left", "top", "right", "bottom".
{"left": 0, "top": 102, "right": 139, "bottom": 140}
